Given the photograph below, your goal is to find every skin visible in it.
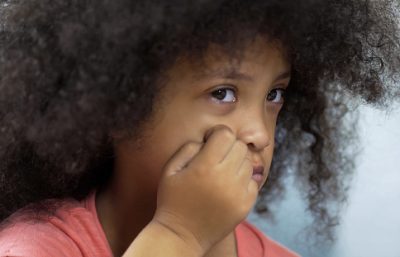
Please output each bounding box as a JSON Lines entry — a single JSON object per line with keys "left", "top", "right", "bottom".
{"left": 96, "top": 38, "right": 291, "bottom": 257}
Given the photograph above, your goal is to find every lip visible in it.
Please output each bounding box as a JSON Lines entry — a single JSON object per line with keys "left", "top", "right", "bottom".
{"left": 252, "top": 165, "right": 265, "bottom": 188}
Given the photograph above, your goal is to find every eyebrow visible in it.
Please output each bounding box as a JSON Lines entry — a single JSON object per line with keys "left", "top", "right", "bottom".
{"left": 272, "top": 71, "right": 291, "bottom": 83}
{"left": 195, "top": 67, "right": 291, "bottom": 83}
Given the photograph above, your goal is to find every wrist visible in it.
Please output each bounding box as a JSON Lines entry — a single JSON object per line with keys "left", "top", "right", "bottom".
{"left": 122, "top": 219, "right": 205, "bottom": 257}
{"left": 149, "top": 218, "right": 207, "bottom": 256}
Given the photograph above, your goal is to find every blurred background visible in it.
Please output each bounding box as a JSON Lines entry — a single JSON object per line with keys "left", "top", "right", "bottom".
{"left": 250, "top": 105, "right": 400, "bottom": 257}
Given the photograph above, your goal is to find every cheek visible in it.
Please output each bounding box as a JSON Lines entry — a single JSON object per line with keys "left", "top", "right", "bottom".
{"left": 161, "top": 105, "right": 219, "bottom": 144}
{"left": 144, "top": 117, "right": 206, "bottom": 172}
{"left": 264, "top": 141, "right": 275, "bottom": 171}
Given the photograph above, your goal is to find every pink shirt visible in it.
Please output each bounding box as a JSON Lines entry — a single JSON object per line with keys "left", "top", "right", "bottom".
{"left": 0, "top": 192, "right": 299, "bottom": 257}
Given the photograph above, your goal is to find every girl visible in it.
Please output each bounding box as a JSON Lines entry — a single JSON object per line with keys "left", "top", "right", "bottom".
{"left": 0, "top": 0, "right": 399, "bottom": 256}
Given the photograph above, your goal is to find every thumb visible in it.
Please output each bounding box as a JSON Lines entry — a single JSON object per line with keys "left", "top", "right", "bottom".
{"left": 162, "top": 141, "right": 203, "bottom": 177}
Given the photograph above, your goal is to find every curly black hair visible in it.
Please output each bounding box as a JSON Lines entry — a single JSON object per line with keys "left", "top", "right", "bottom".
{"left": 0, "top": 0, "right": 399, "bottom": 241}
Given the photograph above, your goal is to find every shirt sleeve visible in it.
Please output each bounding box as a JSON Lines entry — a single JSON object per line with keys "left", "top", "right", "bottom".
{"left": 235, "top": 221, "right": 300, "bottom": 257}
{"left": 0, "top": 220, "right": 83, "bottom": 257}
{"left": 0, "top": 193, "right": 113, "bottom": 257}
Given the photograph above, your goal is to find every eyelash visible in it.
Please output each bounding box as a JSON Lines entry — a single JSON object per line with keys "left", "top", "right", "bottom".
{"left": 210, "top": 86, "right": 286, "bottom": 104}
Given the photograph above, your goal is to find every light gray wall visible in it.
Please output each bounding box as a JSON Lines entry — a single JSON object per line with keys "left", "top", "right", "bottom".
{"left": 250, "top": 105, "right": 400, "bottom": 257}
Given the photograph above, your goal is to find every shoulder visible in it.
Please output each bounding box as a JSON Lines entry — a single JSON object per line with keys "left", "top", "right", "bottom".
{"left": 0, "top": 191, "right": 112, "bottom": 257}
{"left": 235, "top": 220, "right": 300, "bottom": 257}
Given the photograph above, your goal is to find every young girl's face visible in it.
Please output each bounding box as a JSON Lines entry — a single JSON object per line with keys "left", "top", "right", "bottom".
{"left": 112, "top": 38, "right": 290, "bottom": 202}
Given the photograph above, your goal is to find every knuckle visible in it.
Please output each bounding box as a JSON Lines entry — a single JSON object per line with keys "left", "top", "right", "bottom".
{"left": 184, "top": 141, "right": 201, "bottom": 153}
{"left": 215, "top": 127, "right": 235, "bottom": 141}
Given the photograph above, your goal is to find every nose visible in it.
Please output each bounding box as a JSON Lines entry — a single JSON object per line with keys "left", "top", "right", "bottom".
{"left": 236, "top": 109, "right": 272, "bottom": 152}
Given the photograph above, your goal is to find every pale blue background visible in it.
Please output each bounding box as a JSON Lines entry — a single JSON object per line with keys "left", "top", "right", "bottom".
{"left": 250, "top": 105, "right": 400, "bottom": 257}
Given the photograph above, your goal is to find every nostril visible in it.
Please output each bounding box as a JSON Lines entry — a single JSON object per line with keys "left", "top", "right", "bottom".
{"left": 248, "top": 140, "right": 270, "bottom": 152}
{"left": 247, "top": 142, "right": 257, "bottom": 150}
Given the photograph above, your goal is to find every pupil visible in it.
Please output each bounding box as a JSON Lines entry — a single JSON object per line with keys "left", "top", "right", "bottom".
{"left": 212, "top": 89, "right": 227, "bottom": 100}
{"left": 267, "top": 90, "right": 277, "bottom": 101}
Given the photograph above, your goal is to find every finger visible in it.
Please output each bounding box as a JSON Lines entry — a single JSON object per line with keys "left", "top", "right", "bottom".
{"left": 238, "top": 178, "right": 258, "bottom": 217}
{"left": 220, "top": 140, "right": 248, "bottom": 174}
{"left": 246, "top": 180, "right": 259, "bottom": 203}
{"left": 194, "top": 125, "right": 236, "bottom": 166}
{"left": 236, "top": 157, "right": 253, "bottom": 186}
{"left": 163, "top": 141, "right": 203, "bottom": 176}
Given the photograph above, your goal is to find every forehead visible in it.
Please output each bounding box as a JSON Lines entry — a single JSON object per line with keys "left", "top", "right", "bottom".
{"left": 171, "top": 37, "right": 291, "bottom": 82}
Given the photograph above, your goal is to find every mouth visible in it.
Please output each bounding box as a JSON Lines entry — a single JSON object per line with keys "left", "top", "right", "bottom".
{"left": 252, "top": 165, "right": 265, "bottom": 188}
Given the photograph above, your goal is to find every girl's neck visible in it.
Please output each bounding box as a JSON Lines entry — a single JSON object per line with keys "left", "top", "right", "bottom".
{"left": 96, "top": 185, "right": 157, "bottom": 257}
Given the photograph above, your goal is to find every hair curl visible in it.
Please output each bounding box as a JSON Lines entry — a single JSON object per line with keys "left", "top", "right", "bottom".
{"left": 0, "top": 0, "right": 399, "bottom": 241}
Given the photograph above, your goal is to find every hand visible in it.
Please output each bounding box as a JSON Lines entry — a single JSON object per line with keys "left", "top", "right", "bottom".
{"left": 153, "top": 125, "right": 259, "bottom": 254}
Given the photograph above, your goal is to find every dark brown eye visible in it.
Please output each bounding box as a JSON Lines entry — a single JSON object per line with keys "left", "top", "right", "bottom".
{"left": 211, "top": 88, "right": 236, "bottom": 102}
{"left": 267, "top": 88, "right": 285, "bottom": 103}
